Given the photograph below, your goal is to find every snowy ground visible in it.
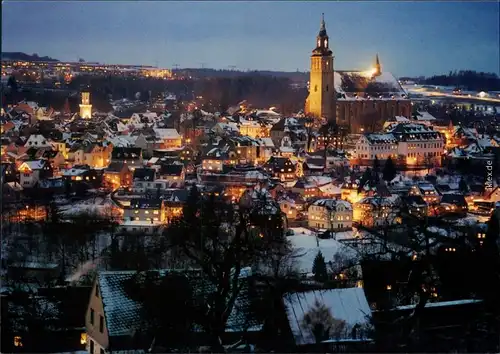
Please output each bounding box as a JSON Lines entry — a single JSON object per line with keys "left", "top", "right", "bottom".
{"left": 59, "top": 195, "right": 116, "bottom": 217}
{"left": 287, "top": 230, "right": 358, "bottom": 274}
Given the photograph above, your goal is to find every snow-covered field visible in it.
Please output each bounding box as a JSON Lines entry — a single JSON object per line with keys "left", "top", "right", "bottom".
{"left": 59, "top": 196, "right": 116, "bottom": 217}
{"left": 287, "top": 229, "right": 358, "bottom": 274}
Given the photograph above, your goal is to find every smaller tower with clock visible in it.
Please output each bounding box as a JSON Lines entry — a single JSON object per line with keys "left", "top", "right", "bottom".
{"left": 79, "top": 91, "right": 92, "bottom": 119}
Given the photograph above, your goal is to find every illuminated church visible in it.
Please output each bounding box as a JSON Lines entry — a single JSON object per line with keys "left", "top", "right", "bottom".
{"left": 305, "top": 14, "right": 411, "bottom": 133}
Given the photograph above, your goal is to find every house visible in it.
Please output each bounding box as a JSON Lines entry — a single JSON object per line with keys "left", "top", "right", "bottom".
{"left": 373, "top": 300, "right": 487, "bottom": 352}
{"left": 103, "top": 162, "right": 132, "bottom": 190}
{"left": 85, "top": 269, "right": 261, "bottom": 353}
{"left": 408, "top": 183, "right": 440, "bottom": 205}
{"left": 61, "top": 166, "right": 103, "bottom": 190}
{"left": 262, "top": 156, "right": 296, "bottom": 182}
{"left": 131, "top": 168, "right": 156, "bottom": 194}
{"left": 154, "top": 128, "right": 182, "bottom": 148}
{"left": 292, "top": 179, "right": 321, "bottom": 200}
{"left": 157, "top": 163, "right": 185, "bottom": 187}
{"left": 353, "top": 196, "right": 400, "bottom": 227}
{"left": 133, "top": 133, "right": 163, "bottom": 157}
{"left": 401, "top": 195, "right": 428, "bottom": 218}
{"left": 80, "top": 143, "right": 112, "bottom": 169}
{"left": 121, "top": 198, "right": 164, "bottom": 234}
{"left": 308, "top": 199, "right": 353, "bottom": 231}
{"left": 33, "top": 148, "right": 66, "bottom": 174}
{"left": 438, "top": 193, "right": 468, "bottom": 217}
{"left": 1, "top": 162, "right": 18, "bottom": 184}
{"left": 279, "top": 199, "right": 299, "bottom": 220}
{"left": 303, "top": 158, "right": 325, "bottom": 176}
{"left": 2, "top": 285, "right": 91, "bottom": 353}
{"left": 238, "top": 118, "right": 262, "bottom": 138}
{"left": 111, "top": 147, "right": 143, "bottom": 169}
{"left": 18, "top": 160, "right": 53, "bottom": 188}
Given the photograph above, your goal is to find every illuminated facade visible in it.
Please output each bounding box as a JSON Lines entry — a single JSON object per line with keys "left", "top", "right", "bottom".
{"left": 79, "top": 92, "right": 92, "bottom": 119}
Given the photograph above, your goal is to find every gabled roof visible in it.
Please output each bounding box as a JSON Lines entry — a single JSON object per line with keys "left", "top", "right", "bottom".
{"left": 311, "top": 198, "right": 352, "bottom": 211}
{"left": 440, "top": 193, "right": 467, "bottom": 207}
{"left": 262, "top": 156, "right": 296, "bottom": 172}
{"left": 132, "top": 168, "right": 155, "bottom": 181}
{"left": 159, "top": 163, "right": 184, "bottom": 176}
{"left": 112, "top": 147, "right": 142, "bottom": 160}
{"left": 130, "top": 198, "right": 162, "bottom": 209}
{"left": 402, "top": 195, "right": 427, "bottom": 207}
{"left": 105, "top": 162, "right": 128, "bottom": 173}
{"left": 96, "top": 268, "right": 258, "bottom": 339}
{"left": 20, "top": 160, "right": 46, "bottom": 170}
{"left": 334, "top": 70, "right": 406, "bottom": 96}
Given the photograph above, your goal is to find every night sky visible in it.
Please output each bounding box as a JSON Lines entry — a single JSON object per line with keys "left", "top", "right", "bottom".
{"left": 2, "top": 1, "right": 499, "bottom": 77}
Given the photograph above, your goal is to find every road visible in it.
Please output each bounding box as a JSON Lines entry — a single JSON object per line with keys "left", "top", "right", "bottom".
{"left": 404, "top": 87, "right": 500, "bottom": 103}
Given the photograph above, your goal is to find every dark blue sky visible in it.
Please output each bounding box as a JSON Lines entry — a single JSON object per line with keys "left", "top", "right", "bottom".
{"left": 2, "top": 1, "right": 499, "bottom": 77}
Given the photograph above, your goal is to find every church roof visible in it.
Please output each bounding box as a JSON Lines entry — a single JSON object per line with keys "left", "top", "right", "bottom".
{"left": 334, "top": 71, "right": 408, "bottom": 98}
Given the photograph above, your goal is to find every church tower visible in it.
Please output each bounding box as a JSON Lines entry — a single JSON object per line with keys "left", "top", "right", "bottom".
{"left": 305, "top": 13, "right": 336, "bottom": 121}
{"left": 79, "top": 91, "right": 92, "bottom": 119}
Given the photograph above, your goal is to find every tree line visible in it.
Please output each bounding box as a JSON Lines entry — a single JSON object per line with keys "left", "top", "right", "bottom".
{"left": 423, "top": 70, "right": 500, "bottom": 91}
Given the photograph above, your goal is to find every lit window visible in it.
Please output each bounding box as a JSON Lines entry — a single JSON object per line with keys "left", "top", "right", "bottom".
{"left": 14, "top": 336, "right": 23, "bottom": 347}
{"left": 80, "top": 333, "right": 87, "bottom": 345}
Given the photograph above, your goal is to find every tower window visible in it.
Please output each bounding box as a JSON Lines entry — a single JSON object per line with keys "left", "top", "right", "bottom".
{"left": 314, "top": 85, "right": 318, "bottom": 92}
{"left": 326, "top": 85, "right": 329, "bottom": 92}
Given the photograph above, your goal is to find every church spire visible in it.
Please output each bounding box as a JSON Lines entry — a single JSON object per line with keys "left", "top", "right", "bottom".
{"left": 374, "top": 53, "right": 382, "bottom": 77}
{"left": 318, "top": 13, "right": 327, "bottom": 37}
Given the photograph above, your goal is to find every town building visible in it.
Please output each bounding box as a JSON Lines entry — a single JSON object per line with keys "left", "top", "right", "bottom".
{"left": 307, "top": 198, "right": 353, "bottom": 230}
{"left": 18, "top": 160, "right": 53, "bottom": 187}
{"left": 354, "top": 123, "right": 445, "bottom": 166}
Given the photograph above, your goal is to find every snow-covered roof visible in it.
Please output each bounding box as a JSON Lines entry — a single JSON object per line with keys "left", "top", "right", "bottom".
{"left": 334, "top": 71, "right": 407, "bottom": 97}
{"left": 393, "top": 299, "right": 482, "bottom": 311}
{"left": 61, "top": 168, "right": 88, "bottom": 177}
{"left": 255, "top": 109, "right": 280, "bottom": 117}
{"left": 154, "top": 128, "right": 181, "bottom": 140}
{"left": 107, "top": 135, "right": 137, "bottom": 147}
{"left": 311, "top": 198, "right": 352, "bottom": 211}
{"left": 363, "top": 133, "right": 398, "bottom": 144}
{"left": 318, "top": 184, "right": 342, "bottom": 195}
{"left": 97, "top": 269, "right": 256, "bottom": 337}
{"left": 416, "top": 111, "right": 436, "bottom": 121}
{"left": 259, "top": 137, "right": 275, "bottom": 148}
{"left": 20, "top": 160, "right": 45, "bottom": 170}
{"left": 284, "top": 288, "right": 371, "bottom": 345}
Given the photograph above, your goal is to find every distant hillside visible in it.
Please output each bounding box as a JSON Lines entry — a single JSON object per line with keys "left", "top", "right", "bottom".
{"left": 1, "top": 52, "right": 59, "bottom": 62}
{"left": 400, "top": 71, "right": 500, "bottom": 91}
{"left": 174, "top": 68, "right": 308, "bottom": 82}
